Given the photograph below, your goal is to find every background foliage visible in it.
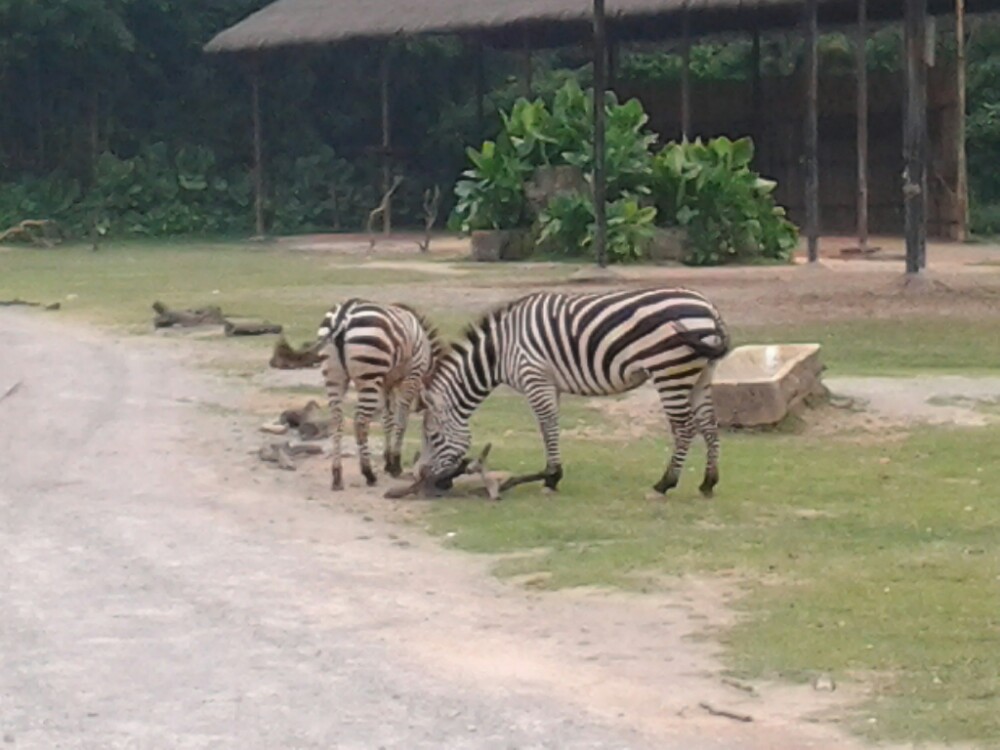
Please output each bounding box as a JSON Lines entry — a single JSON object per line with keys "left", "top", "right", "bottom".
{"left": 1, "top": 3, "right": 999, "bottom": 239}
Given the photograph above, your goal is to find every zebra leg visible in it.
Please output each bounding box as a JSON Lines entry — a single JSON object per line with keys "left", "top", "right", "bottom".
{"left": 524, "top": 382, "right": 563, "bottom": 491}
{"left": 324, "top": 374, "right": 346, "bottom": 491}
{"left": 651, "top": 379, "right": 697, "bottom": 495}
{"left": 354, "top": 383, "right": 381, "bottom": 487}
{"left": 381, "top": 389, "right": 402, "bottom": 477}
{"left": 386, "top": 375, "right": 421, "bottom": 478}
{"left": 693, "top": 387, "right": 721, "bottom": 498}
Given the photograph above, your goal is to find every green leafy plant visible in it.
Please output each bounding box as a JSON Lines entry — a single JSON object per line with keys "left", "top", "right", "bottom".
{"left": 537, "top": 191, "right": 656, "bottom": 263}
{"left": 651, "top": 136, "right": 798, "bottom": 265}
{"left": 451, "top": 139, "right": 533, "bottom": 232}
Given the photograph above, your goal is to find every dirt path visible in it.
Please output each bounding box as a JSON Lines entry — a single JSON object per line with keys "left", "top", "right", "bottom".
{"left": 0, "top": 311, "right": 892, "bottom": 750}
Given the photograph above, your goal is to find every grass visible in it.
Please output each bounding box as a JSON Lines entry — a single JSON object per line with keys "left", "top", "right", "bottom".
{"left": 4, "top": 239, "right": 1000, "bottom": 745}
{"left": 431, "top": 392, "right": 1000, "bottom": 745}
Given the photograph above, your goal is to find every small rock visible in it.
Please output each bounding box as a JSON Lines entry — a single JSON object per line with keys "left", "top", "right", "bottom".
{"left": 813, "top": 673, "right": 836, "bottom": 692}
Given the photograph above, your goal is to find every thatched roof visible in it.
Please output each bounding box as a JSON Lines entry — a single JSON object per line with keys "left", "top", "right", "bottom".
{"left": 205, "top": 0, "right": 997, "bottom": 54}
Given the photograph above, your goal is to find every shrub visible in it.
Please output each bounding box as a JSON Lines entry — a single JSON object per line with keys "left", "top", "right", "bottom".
{"left": 651, "top": 136, "right": 798, "bottom": 265}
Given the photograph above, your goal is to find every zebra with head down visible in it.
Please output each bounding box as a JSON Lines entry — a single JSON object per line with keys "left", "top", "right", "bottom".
{"left": 414, "top": 287, "right": 730, "bottom": 497}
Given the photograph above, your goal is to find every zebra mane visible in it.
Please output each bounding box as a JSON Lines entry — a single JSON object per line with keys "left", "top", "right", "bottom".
{"left": 391, "top": 302, "right": 447, "bottom": 365}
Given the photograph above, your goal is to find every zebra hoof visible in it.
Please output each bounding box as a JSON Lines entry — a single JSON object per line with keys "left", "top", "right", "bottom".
{"left": 541, "top": 487, "right": 557, "bottom": 497}
{"left": 699, "top": 484, "right": 715, "bottom": 499}
{"left": 331, "top": 468, "right": 344, "bottom": 492}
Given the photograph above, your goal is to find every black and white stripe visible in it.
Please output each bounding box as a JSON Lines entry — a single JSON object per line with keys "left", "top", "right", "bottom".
{"left": 318, "top": 298, "right": 441, "bottom": 490}
{"left": 419, "top": 288, "right": 730, "bottom": 496}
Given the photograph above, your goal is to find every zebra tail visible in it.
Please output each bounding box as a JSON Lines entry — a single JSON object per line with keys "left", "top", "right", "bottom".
{"left": 674, "top": 312, "right": 731, "bottom": 361}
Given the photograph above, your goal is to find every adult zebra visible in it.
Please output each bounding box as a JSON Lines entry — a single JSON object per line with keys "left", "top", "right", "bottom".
{"left": 417, "top": 288, "right": 730, "bottom": 497}
{"left": 317, "top": 298, "right": 442, "bottom": 491}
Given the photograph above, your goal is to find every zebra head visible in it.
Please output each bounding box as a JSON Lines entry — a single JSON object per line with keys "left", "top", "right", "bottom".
{"left": 418, "top": 388, "right": 472, "bottom": 491}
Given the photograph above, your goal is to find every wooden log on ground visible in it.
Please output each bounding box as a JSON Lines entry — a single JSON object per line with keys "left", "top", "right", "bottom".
{"left": 223, "top": 318, "right": 283, "bottom": 337}
{"left": 0, "top": 299, "right": 60, "bottom": 310}
{"left": 0, "top": 220, "right": 61, "bottom": 247}
{"left": 152, "top": 301, "right": 225, "bottom": 328}
{"left": 279, "top": 400, "right": 329, "bottom": 440}
{"left": 269, "top": 336, "right": 326, "bottom": 369}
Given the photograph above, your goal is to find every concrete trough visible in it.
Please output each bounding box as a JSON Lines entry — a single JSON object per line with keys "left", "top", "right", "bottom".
{"left": 712, "top": 344, "right": 825, "bottom": 428}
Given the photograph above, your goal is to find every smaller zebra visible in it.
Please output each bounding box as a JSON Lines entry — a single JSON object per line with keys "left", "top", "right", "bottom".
{"left": 317, "top": 298, "right": 442, "bottom": 491}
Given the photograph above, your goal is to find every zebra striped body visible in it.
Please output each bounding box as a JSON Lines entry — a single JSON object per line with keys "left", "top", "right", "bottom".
{"left": 420, "top": 288, "right": 730, "bottom": 495}
{"left": 317, "top": 298, "right": 440, "bottom": 490}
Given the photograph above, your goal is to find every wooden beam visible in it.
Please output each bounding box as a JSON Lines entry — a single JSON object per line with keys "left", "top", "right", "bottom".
{"left": 856, "top": 0, "right": 869, "bottom": 252}
{"left": 904, "top": 0, "right": 928, "bottom": 273}
{"left": 955, "top": 0, "right": 969, "bottom": 241}
{"left": 251, "top": 63, "right": 265, "bottom": 238}
{"left": 804, "top": 0, "right": 820, "bottom": 263}
{"left": 593, "top": 0, "right": 608, "bottom": 267}
{"left": 521, "top": 28, "right": 533, "bottom": 98}
{"left": 475, "top": 39, "right": 486, "bottom": 141}
{"left": 380, "top": 44, "right": 393, "bottom": 235}
{"left": 681, "top": 9, "right": 692, "bottom": 140}
{"left": 751, "top": 24, "right": 761, "bottom": 141}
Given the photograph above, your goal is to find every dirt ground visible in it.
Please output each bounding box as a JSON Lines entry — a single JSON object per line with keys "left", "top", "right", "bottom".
{"left": 3, "top": 310, "right": 918, "bottom": 750}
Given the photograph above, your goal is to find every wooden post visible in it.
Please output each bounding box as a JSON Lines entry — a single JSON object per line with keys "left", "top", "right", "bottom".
{"left": 380, "top": 44, "right": 393, "bottom": 236}
{"left": 856, "top": 0, "right": 869, "bottom": 252}
{"left": 475, "top": 39, "right": 486, "bottom": 141}
{"left": 904, "top": 0, "right": 928, "bottom": 273}
{"left": 521, "top": 28, "right": 533, "bottom": 98}
{"left": 751, "top": 24, "right": 761, "bottom": 137}
{"left": 681, "top": 9, "right": 692, "bottom": 140}
{"left": 804, "top": 0, "right": 820, "bottom": 263}
{"left": 593, "top": 0, "right": 608, "bottom": 268}
{"left": 251, "top": 63, "right": 265, "bottom": 238}
{"left": 955, "top": 0, "right": 969, "bottom": 241}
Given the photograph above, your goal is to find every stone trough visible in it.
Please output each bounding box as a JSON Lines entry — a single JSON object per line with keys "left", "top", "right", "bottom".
{"left": 712, "top": 344, "right": 825, "bottom": 428}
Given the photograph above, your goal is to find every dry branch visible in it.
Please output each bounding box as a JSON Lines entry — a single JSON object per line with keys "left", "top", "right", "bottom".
{"left": 223, "top": 318, "right": 283, "bottom": 337}
{"left": 152, "top": 301, "right": 225, "bottom": 328}
{"left": 0, "top": 381, "right": 23, "bottom": 404}
{"left": 417, "top": 185, "right": 441, "bottom": 253}
{"left": 280, "top": 400, "right": 328, "bottom": 440}
{"left": 698, "top": 702, "right": 753, "bottom": 723}
{"left": 367, "top": 175, "right": 404, "bottom": 250}
{"left": 0, "top": 299, "right": 60, "bottom": 310}
{"left": 270, "top": 336, "right": 325, "bottom": 369}
{"left": 0, "top": 220, "right": 60, "bottom": 247}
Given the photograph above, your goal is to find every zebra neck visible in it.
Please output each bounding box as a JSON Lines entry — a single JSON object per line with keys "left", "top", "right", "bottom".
{"left": 439, "top": 332, "right": 500, "bottom": 420}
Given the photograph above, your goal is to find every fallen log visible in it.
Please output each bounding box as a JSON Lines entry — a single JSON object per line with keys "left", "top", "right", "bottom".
{"left": 0, "top": 299, "right": 60, "bottom": 310}
{"left": 280, "top": 400, "right": 329, "bottom": 440}
{"left": 0, "top": 219, "right": 61, "bottom": 247}
{"left": 224, "top": 318, "right": 283, "bottom": 337}
{"left": 152, "top": 301, "right": 225, "bottom": 328}
{"left": 269, "top": 336, "right": 325, "bottom": 369}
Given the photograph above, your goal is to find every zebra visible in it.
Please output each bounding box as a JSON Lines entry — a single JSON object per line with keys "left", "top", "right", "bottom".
{"left": 317, "top": 298, "right": 442, "bottom": 491}
{"left": 417, "top": 288, "right": 730, "bottom": 497}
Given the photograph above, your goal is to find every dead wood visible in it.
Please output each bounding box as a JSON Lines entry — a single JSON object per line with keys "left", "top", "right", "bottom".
{"left": 152, "top": 301, "right": 225, "bottom": 328}
{"left": 223, "top": 318, "right": 283, "bottom": 337}
{"left": 417, "top": 185, "right": 441, "bottom": 253}
{"left": 367, "top": 175, "right": 404, "bottom": 250}
{"left": 0, "top": 381, "right": 23, "bottom": 404}
{"left": 698, "top": 702, "right": 753, "bottom": 723}
{"left": 270, "top": 336, "right": 325, "bottom": 369}
{"left": 0, "top": 219, "right": 61, "bottom": 247}
{"left": 280, "top": 400, "right": 329, "bottom": 440}
{"left": 0, "top": 299, "right": 60, "bottom": 310}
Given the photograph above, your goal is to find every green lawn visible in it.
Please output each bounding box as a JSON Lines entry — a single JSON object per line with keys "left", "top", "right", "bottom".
{"left": 3, "top": 240, "right": 1000, "bottom": 745}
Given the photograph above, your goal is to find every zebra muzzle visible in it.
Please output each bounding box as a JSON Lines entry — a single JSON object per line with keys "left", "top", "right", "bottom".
{"left": 382, "top": 443, "right": 498, "bottom": 500}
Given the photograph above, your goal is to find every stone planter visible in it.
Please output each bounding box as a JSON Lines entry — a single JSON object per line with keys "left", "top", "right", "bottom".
{"left": 648, "top": 227, "right": 689, "bottom": 263}
{"left": 712, "top": 344, "right": 826, "bottom": 428}
{"left": 470, "top": 229, "right": 534, "bottom": 262}
{"left": 524, "top": 165, "right": 588, "bottom": 218}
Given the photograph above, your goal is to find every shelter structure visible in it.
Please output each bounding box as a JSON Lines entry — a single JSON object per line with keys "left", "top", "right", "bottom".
{"left": 206, "top": 0, "right": 1000, "bottom": 274}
